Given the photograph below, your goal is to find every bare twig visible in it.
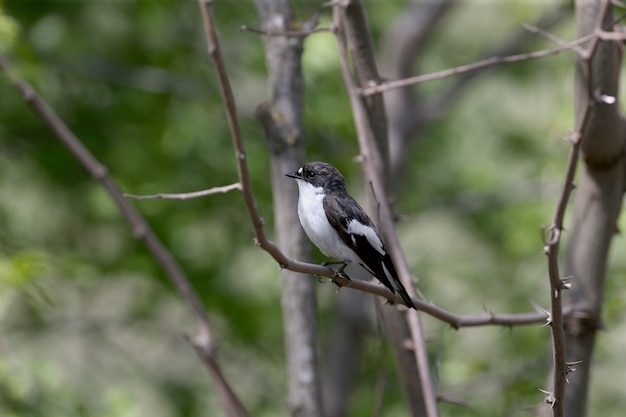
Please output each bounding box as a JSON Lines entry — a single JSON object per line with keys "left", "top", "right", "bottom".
{"left": 124, "top": 182, "right": 241, "bottom": 200}
{"left": 523, "top": 23, "right": 588, "bottom": 56}
{"left": 361, "top": 35, "right": 593, "bottom": 96}
{"left": 240, "top": 24, "right": 330, "bottom": 37}
{"left": 0, "top": 52, "right": 249, "bottom": 417}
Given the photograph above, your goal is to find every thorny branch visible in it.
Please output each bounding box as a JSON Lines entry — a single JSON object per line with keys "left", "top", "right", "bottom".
{"left": 541, "top": 1, "right": 613, "bottom": 415}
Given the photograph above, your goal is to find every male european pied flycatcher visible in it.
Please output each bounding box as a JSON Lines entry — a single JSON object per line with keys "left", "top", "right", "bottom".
{"left": 286, "top": 161, "right": 416, "bottom": 309}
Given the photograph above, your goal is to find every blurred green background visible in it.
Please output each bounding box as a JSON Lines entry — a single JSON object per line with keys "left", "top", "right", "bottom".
{"left": 1, "top": 1, "right": 626, "bottom": 416}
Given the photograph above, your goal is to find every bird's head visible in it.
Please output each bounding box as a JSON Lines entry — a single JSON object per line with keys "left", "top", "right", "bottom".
{"left": 286, "top": 162, "right": 346, "bottom": 192}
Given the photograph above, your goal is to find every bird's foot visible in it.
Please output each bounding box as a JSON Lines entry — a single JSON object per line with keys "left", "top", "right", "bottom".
{"left": 320, "top": 260, "right": 352, "bottom": 287}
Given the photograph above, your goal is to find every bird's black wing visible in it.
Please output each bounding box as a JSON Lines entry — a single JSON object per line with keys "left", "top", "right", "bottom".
{"left": 322, "top": 193, "right": 416, "bottom": 309}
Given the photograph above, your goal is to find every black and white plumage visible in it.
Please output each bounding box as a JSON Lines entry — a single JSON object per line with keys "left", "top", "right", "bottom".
{"left": 286, "top": 161, "right": 416, "bottom": 309}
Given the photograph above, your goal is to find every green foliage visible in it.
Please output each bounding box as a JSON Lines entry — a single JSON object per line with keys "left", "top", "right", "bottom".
{"left": 1, "top": 1, "right": 624, "bottom": 417}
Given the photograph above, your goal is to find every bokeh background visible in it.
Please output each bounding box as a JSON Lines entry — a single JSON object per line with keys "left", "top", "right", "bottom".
{"left": 2, "top": 1, "right": 626, "bottom": 416}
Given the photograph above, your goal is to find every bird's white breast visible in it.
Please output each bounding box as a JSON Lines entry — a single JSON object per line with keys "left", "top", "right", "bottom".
{"left": 295, "top": 180, "right": 360, "bottom": 262}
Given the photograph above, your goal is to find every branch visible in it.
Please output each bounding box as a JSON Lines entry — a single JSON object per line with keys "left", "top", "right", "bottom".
{"left": 541, "top": 1, "right": 615, "bottom": 415}
{"left": 524, "top": 23, "right": 588, "bottom": 57}
{"left": 361, "top": 34, "right": 593, "bottom": 96}
{"left": 124, "top": 182, "right": 241, "bottom": 200}
{"left": 543, "top": 134, "right": 580, "bottom": 416}
{"left": 0, "top": 53, "right": 249, "bottom": 417}
{"left": 332, "top": 2, "right": 438, "bottom": 416}
{"left": 197, "top": 0, "right": 270, "bottom": 264}
{"left": 240, "top": 24, "right": 329, "bottom": 37}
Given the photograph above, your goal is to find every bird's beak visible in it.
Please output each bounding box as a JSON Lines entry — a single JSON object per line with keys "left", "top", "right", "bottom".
{"left": 285, "top": 171, "right": 300, "bottom": 179}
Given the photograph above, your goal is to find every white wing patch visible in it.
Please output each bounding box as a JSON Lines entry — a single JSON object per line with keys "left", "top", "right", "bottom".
{"left": 347, "top": 219, "right": 385, "bottom": 255}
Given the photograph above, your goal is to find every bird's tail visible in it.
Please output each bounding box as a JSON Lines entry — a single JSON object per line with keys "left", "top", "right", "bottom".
{"left": 381, "top": 255, "right": 416, "bottom": 309}
{"left": 394, "top": 282, "right": 416, "bottom": 309}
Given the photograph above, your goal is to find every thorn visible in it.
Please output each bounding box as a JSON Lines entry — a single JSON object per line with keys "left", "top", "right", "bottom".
{"left": 566, "top": 359, "right": 583, "bottom": 375}
{"left": 539, "top": 389, "right": 556, "bottom": 409}
{"left": 529, "top": 299, "right": 549, "bottom": 315}
{"left": 479, "top": 304, "right": 496, "bottom": 322}
{"left": 529, "top": 300, "right": 552, "bottom": 326}
{"left": 560, "top": 276, "right": 573, "bottom": 290}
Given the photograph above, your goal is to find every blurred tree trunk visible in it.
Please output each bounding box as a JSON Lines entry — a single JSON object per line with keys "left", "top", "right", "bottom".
{"left": 254, "top": 2, "right": 325, "bottom": 417}
{"left": 324, "top": 284, "right": 369, "bottom": 417}
{"left": 561, "top": 1, "right": 625, "bottom": 416}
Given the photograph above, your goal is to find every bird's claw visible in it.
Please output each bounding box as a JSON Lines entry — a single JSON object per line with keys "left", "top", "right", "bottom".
{"left": 319, "top": 260, "right": 352, "bottom": 287}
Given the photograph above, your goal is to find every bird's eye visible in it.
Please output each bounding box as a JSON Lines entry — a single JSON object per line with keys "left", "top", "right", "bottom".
{"left": 306, "top": 171, "right": 316, "bottom": 179}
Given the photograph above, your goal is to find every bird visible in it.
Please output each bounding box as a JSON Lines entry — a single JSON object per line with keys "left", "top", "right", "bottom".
{"left": 286, "top": 161, "right": 416, "bottom": 309}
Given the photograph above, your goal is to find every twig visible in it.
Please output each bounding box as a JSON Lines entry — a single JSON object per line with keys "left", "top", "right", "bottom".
{"left": 124, "top": 182, "right": 241, "bottom": 200}
{"left": 361, "top": 34, "right": 593, "bottom": 96}
{"left": 0, "top": 52, "right": 249, "bottom": 417}
{"left": 523, "top": 23, "right": 589, "bottom": 56}
{"left": 240, "top": 24, "right": 330, "bottom": 37}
